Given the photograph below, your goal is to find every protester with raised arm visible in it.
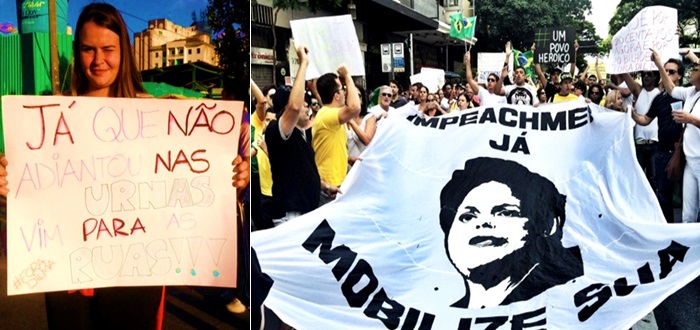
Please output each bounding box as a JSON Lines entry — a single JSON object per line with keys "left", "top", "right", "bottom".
{"left": 313, "top": 64, "right": 361, "bottom": 206}
{"left": 656, "top": 49, "right": 700, "bottom": 223}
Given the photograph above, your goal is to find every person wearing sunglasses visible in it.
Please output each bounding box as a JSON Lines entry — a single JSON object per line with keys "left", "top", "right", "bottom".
{"left": 368, "top": 85, "right": 394, "bottom": 122}
{"left": 312, "top": 63, "right": 361, "bottom": 206}
{"left": 537, "top": 87, "right": 547, "bottom": 104}
{"left": 629, "top": 55, "right": 684, "bottom": 223}
{"left": 424, "top": 92, "right": 446, "bottom": 117}
{"left": 464, "top": 48, "right": 506, "bottom": 107}
{"left": 650, "top": 49, "right": 700, "bottom": 223}
{"left": 587, "top": 84, "right": 605, "bottom": 105}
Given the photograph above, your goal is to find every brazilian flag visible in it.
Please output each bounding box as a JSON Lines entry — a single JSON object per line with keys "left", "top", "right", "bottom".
{"left": 450, "top": 13, "right": 476, "bottom": 41}
{"left": 513, "top": 49, "right": 535, "bottom": 80}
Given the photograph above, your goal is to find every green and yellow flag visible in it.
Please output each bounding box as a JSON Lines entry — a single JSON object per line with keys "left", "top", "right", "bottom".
{"left": 450, "top": 13, "right": 476, "bottom": 41}
{"left": 513, "top": 48, "right": 535, "bottom": 80}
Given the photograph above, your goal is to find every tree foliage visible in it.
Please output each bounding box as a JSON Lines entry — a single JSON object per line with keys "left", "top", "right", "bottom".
{"left": 475, "top": 0, "right": 597, "bottom": 50}
{"left": 207, "top": 0, "right": 249, "bottom": 88}
{"left": 474, "top": 0, "right": 599, "bottom": 68}
{"left": 607, "top": 0, "right": 700, "bottom": 49}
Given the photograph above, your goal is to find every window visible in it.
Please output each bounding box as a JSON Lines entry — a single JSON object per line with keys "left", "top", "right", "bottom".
{"left": 155, "top": 52, "right": 159, "bottom": 58}
{"left": 188, "top": 49, "right": 192, "bottom": 55}
{"left": 197, "top": 48, "right": 201, "bottom": 54}
{"left": 170, "top": 48, "right": 175, "bottom": 55}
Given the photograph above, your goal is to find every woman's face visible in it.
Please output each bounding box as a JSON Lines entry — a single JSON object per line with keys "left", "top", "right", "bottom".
{"left": 614, "top": 91, "right": 623, "bottom": 109}
{"left": 79, "top": 21, "right": 121, "bottom": 97}
{"left": 447, "top": 181, "right": 528, "bottom": 274}
{"left": 419, "top": 87, "right": 428, "bottom": 102}
{"left": 457, "top": 95, "right": 468, "bottom": 110}
{"left": 538, "top": 90, "right": 547, "bottom": 103}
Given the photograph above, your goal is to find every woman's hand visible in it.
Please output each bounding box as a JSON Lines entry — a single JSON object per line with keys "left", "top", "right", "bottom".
{"left": 231, "top": 155, "right": 250, "bottom": 201}
{"left": 0, "top": 155, "right": 8, "bottom": 198}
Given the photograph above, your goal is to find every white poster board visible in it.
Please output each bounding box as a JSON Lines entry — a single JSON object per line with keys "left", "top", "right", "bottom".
{"left": 288, "top": 38, "right": 300, "bottom": 86}
{"left": 290, "top": 15, "right": 365, "bottom": 80}
{"left": 2, "top": 96, "right": 242, "bottom": 295}
{"left": 608, "top": 6, "right": 679, "bottom": 74}
{"left": 419, "top": 67, "right": 446, "bottom": 93}
{"left": 409, "top": 72, "right": 440, "bottom": 94}
{"left": 477, "top": 52, "right": 511, "bottom": 83}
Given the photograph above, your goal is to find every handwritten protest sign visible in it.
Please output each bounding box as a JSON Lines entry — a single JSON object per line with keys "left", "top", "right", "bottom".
{"left": 534, "top": 27, "right": 575, "bottom": 64}
{"left": 1, "top": 96, "right": 242, "bottom": 295}
{"left": 290, "top": 15, "right": 365, "bottom": 79}
{"left": 477, "top": 52, "right": 512, "bottom": 83}
{"left": 608, "top": 6, "right": 678, "bottom": 74}
{"left": 288, "top": 38, "right": 300, "bottom": 85}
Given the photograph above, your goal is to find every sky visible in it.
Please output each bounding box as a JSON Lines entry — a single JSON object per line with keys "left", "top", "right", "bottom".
{"left": 587, "top": 0, "right": 623, "bottom": 39}
{"left": 0, "top": 0, "right": 209, "bottom": 36}
{"left": 2, "top": 0, "right": 622, "bottom": 40}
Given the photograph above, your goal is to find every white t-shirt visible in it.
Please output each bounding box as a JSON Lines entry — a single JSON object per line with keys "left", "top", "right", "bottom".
{"left": 503, "top": 84, "right": 539, "bottom": 106}
{"left": 633, "top": 88, "right": 661, "bottom": 142}
{"left": 368, "top": 104, "right": 393, "bottom": 126}
{"left": 671, "top": 86, "right": 700, "bottom": 158}
{"left": 477, "top": 87, "right": 506, "bottom": 107}
{"left": 440, "top": 97, "right": 452, "bottom": 111}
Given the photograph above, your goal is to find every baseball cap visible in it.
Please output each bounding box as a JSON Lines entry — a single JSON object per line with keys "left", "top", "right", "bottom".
{"left": 549, "top": 67, "right": 563, "bottom": 74}
{"left": 559, "top": 72, "right": 573, "bottom": 82}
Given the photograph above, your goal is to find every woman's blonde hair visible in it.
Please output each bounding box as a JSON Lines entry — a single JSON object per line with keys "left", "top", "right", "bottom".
{"left": 605, "top": 89, "right": 624, "bottom": 112}
{"left": 72, "top": 3, "right": 146, "bottom": 97}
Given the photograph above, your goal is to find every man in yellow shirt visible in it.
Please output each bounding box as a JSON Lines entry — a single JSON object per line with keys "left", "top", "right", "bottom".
{"left": 312, "top": 65, "right": 360, "bottom": 206}
{"left": 552, "top": 72, "right": 580, "bottom": 103}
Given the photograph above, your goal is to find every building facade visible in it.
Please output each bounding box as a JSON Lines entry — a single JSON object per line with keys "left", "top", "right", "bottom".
{"left": 133, "top": 18, "right": 218, "bottom": 71}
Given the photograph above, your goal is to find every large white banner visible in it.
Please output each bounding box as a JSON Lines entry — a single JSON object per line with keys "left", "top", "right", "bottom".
{"left": 290, "top": 14, "right": 365, "bottom": 79}
{"left": 252, "top": 101, "right": 700, "bottom": 329}
{"left": 609, "top": 6, "right": 679, "bottom": 74}
{"left": 2, "top": 96, "right": 242, "bottom": 295}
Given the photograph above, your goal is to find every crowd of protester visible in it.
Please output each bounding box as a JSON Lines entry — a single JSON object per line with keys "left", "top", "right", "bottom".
{"left": 248, "top": 39, "right": 700, "bottom": 328}
{"left": 250, "top": 41, "right": 700, "bottom": 230}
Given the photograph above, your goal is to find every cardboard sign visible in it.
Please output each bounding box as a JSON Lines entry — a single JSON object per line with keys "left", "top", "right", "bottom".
{"left": 288, "top": 38, "right": 300, "bottom": 86}
{"left": 534, "top": 27, "right": 575, "bottom": 64}
{"left": 477, "top": 52, "right": 512, "bottom": 83}
{"left": 290, "top": 15, "right": 365, "bottom": 79}
{"left": 608, "top": 6, "right": 679, "bottom": 74}
{"left": 1, "top": 96, "right": 242, "bottom": 295}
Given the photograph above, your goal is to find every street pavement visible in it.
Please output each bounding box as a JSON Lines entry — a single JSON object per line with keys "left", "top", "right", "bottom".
{"left": 0, "top": 254, "right": 249, "bottom": 329}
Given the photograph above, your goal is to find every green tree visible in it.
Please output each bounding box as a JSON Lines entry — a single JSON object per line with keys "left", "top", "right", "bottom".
{"left": 207, "top": 0, "right": 249, "bottom": 89}
{"left": 255, "top": 0, "right": 342, "bottom": 85}
{"left": 474, "top": 0, "right": 599, "bottom": 69}
{"left": 607, "top": 0, "right": 700, "bottom": 49}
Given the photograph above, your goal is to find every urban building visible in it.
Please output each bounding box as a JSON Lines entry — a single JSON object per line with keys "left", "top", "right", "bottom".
{"left": 133, "top": 18, "right": 218, "bottom": 71}
{"left": 251, "top": 0, "right": 474, "bottom": 90}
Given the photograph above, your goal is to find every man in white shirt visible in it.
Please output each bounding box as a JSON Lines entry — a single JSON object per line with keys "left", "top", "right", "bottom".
{"left": 657, "top": 50, "right": 700, "bottom": 223}
{"left": 368, "top": 85, "right": 395, "bottom": 123}
{"left": 623, "top": 70, "right": 661, "bottom": 190}
{"left": 497, "top": 65, "right": 540, "bottom": 106}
